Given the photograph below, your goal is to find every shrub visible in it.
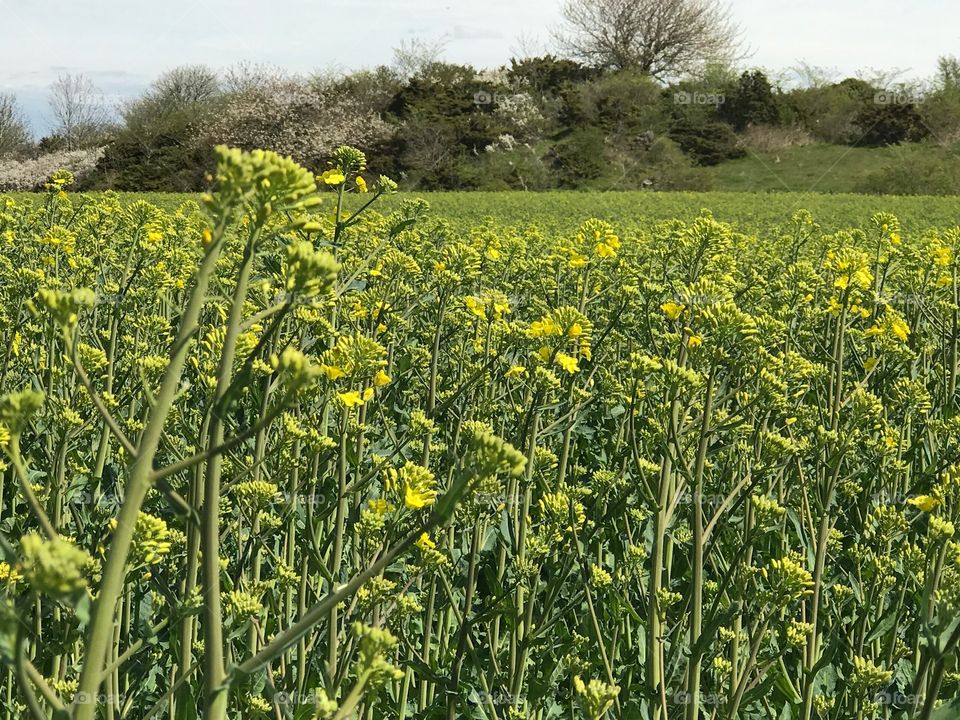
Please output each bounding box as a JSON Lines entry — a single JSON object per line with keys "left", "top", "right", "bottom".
{"left": 721, "top": 70, "right": 782, "bottom": 130}
{"left": 785, "top": 78, "right": 877, "bottom": 144}
{"left": 0, "top": 147, "right": 104, "bottom": 191}
{"left": 550, "top": 127, "right": 608, "bottom": 185}
{"left": 200, "top": 75, "right": 393, "bottom": 170}
{"left": 740, "top": 124, "right": 814, "bottom": 152}
{"left": 854, "top": 102, "right": 929, "bottom": 147}
{"left": 668, "top": 116, "right": 745, "bottom": 165}
{"left": 919, "top": 88, "right": 960, "bottom": 145}
{"left": 561, "top": 70, "right": 668, "bottom": 138}
{"left": 858, "top": 145, "right": 960, "bottom": 194}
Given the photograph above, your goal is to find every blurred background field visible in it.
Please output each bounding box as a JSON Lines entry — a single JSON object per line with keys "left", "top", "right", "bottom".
{"left": 11, "top": 188, "right": 960, "bottom": 235}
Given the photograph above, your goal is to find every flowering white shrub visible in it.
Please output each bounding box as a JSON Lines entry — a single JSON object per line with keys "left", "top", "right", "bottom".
{"left": 199, "top": 78, "right": 391, "bottom": 168}
{"left": 493, "top": 91, "right": 546, "bottom": 140}
{"left": 0, "top": 147, "right": 104, "bottom": 191}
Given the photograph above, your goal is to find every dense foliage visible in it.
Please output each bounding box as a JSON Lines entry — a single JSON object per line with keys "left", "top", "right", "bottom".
{"left": 1, "top": 150, "right": 959, "bottom": 720}
{"left": 6, "top": 56, "right": 960, "bottom": 194}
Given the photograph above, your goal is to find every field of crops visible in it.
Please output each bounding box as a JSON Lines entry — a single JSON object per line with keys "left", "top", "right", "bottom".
{"left": 15, "top": 189, "right": 960, "bottom": 237}
{"left": 1, "top": 148, "right": 959, "bottom": 720}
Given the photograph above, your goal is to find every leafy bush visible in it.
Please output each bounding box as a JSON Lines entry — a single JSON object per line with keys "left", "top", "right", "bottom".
{"left": 721, "top": 70, "right": 782, "bottom": 130}
{"left": 669, "top": 116, "right": 745, "bottom": 165}
{"left": 550, "top": 127, "right": 608, "bottom": 185}
{"left": 561, "top": 70, "right": 667, "bottom": 137}
{"left": 786, "top": 78, "right": 877, "bottom": 144}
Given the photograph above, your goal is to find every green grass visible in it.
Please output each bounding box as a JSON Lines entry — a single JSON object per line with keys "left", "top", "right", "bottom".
{"left": 379, "top": 189, "right": 960, "bottom": 235}
{"left": 701, "top": 142, "right": 948, "bottom": 193}
{"left": 13, "top": 182, "right": 960, "bottom": 237}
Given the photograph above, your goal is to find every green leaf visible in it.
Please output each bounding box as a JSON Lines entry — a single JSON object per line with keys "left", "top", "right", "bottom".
{"left": 931, "top": 695, "right": 960, "bottom": 720}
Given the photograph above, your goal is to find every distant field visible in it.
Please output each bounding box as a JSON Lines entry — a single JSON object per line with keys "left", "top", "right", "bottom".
{"left": 387, "top": 189, "right": 960, "bottom": 234}
{"left": 12, "top": 187, "right": 960, "bottom": 236}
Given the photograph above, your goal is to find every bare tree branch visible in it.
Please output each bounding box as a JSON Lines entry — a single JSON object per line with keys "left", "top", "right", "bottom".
{"left": 555, "top": 0, "right": 742, "bottom": 80}
{"left": 48, "top": 73, "right": 109, "bottom": 150}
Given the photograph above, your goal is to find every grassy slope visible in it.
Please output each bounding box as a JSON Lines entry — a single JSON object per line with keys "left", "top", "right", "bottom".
{"left": 700, "top": 142, "right": 943, "bottom": 193}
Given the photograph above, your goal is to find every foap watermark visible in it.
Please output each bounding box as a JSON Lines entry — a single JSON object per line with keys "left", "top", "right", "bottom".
{"left": 673, "top": 91, "right": 725, "bottom": 107}
{"left": 269, "top": 90, "right": 324, "bottom": 108}
{"left": 874, "top": 89, "right": 923, "bottom": 106}
{"left": 663, "top": 292, "right": 727, "bottom": 307}
{"left": 72, "top": 690, "right": 323, "bottom": 707}
{"left": 872, "top": 689, "right": 919, "bottom": 708}
{"left": 469, "top": 690, "right": 521, "bottom": 706}
{"left": 879, "top": 292, "right": 925, "bottom": 307}
{"left": 473, "top": 90, "right": 543, "bottom": 107}
{"left": 672, "top": 691, "right": 725, "bottom": 706}
{"left": 272, "top": 690, "right": 327, "bottom": 707}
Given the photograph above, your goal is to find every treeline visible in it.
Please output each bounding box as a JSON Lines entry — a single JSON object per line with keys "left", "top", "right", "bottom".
{"left": 2, "top": 56, "right": 960, "bottom": 192}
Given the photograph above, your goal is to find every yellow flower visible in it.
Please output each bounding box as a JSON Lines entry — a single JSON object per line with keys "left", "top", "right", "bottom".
{"left": 687, "top": 334, "right": 702, "bottom": 348}
{"left": 555, "top": 352, "right": 580, "bottom": 374}
{"left": 337, "top": 388, "right": 374, "bottom": 408}
{"left": 465, "top": 296, "right": 486, "bottom": 320}
{"left": 416, "top": 533, "right": 436, "bottom": 551}
{"left": 568, "top": 323, "right": 583, "bottom": 339}
{"left": 890, "top": 318, "right": 910, "bottom": 342}
{"left": 374, "top": 370, "right": 391, "bottom": 387}
{"left": 595, "top": 242, "right": 616, "bottom": 258}
{"left": 504, "top": 365, "right": 527, "bottom": 379}
{"left": 355, "top": 176, "right": 368, "bottom": 193}
{"left": 661, "top": 302, "right": 685, "bottom": 321}
{"left": 397, "top": 463, "right": 437, "bottom": 510}
{"left": 321, "top": 170, "right": 346, "bottom": 186}
{"left": 569, "top": 254, "right": 588, "bottom": 269}
{"left": 0, "top": 562, "right": 22, "bottom": 584}
{"left": 529, "top": 318, "right": 559, "bottom": 337}
{"left": 908, "top": 495, "right": 940, "bottom": 512}
{"left": 933, "top": 246, "right": 953, "bottom": 267}
{"left": 368, "top": 498, "right": 391, "bottom": 514}
{"left": 321, "top": 364, "right": 346, "bottom": 381}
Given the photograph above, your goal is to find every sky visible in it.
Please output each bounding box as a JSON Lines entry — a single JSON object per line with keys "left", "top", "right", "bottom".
{"left": 1, "top": 0, "right": 958, "bottom": 135}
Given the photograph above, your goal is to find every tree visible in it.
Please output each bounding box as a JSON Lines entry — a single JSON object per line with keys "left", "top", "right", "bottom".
{"left": 507, "top": 55, "right": 597, "bottom": 95}
{"left": 151, "top": 65, "right": 220, "bottom": 110}
{"left": 87, "top": 67, "right": 221, "bottom": 191}
{"left": 0, "top": 93, "right": 31, "bottom": 158}
{"left": 555, "top": 0, "right": 741, "bottom": 79}
{"left": 721, "top": 70, "right": 781, "bottom": 130}
{"left": 200, "top": 74, "right": 392, "bottom": 169}
{"left": 392, "top": 37, "right": 447, "bottom": 80}
{"left": 49, "top": 73, "right": 109, "bottom": 150}
{"left": 935, "top": 55, "right": 960, "bottom": 92}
